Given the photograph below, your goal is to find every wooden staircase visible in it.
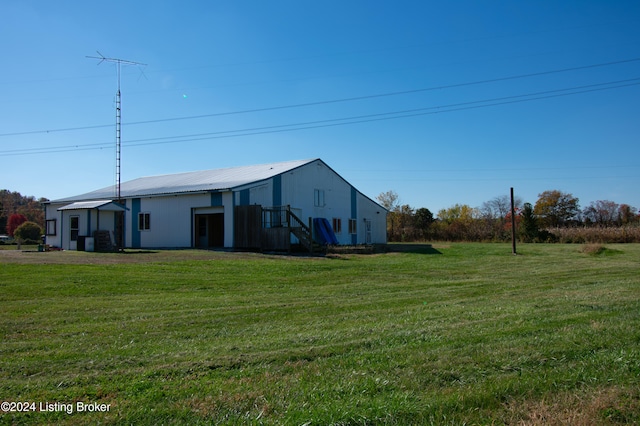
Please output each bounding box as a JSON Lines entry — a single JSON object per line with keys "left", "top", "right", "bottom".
{"left": 93, "top": 230, "right": 114, "bottom": 252}
{"left": 286, "top": 208, "right": 321, "bottom": 253}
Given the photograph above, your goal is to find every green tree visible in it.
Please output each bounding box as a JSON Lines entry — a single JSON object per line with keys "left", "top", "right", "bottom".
{"left": 533, "top": 190, "right": 580, "bottom": 228}
{"left": 13, "top": 221, "right": 42, "bottom": 243}
{"left": 414, "top": 207, "right": 434, "bottom": 239}
{"left": 519, "top": 203, "right": 539, "bottom": 242}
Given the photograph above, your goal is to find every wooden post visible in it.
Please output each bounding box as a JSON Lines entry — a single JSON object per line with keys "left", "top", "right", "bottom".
{"left": 511, "top": 187, "right": 517, "bottom": 255}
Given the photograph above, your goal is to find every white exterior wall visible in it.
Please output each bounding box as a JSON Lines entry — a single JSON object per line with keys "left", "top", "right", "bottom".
{"left": 44, "top": 203, "right": 118, "bottom": 250}
{"left": 44, "top": 203, "right": 63, "bottom": 248}
{"left": 125, "top": 191, "right": 236, "bottom": 249}
{"left": 356, "top": 192, "right": 387, "bottom": 244}
{"left": 126, "top": 193, "right": 210, "bottom": 248}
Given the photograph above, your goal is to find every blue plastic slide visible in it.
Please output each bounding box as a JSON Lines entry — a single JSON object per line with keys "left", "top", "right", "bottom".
{"left": 313, "top": 218, "right": 339, "bottom": 245}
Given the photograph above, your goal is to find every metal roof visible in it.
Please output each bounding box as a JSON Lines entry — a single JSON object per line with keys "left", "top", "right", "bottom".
{"left": 57, "top": 200, "right": 128, "bottom": 211}
{"left": 52, "top": 159, "right": 316, "bottom": 202}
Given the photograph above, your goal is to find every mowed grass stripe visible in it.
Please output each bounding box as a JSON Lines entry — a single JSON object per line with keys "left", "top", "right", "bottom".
{"left": 0, "top": 243, "right": 639, "bottom": 424}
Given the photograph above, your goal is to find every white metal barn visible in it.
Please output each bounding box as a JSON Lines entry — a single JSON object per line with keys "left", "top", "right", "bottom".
{"left": 43, "top": 159, "right": 387, "bottom": 252}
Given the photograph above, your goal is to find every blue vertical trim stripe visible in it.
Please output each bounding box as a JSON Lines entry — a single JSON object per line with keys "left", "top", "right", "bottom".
{"left": 131, "top": 198, "right": 141, "bottom": 248}
{"left": 240, "top": 189, "right": 250, "bottom": 206}
{"left": 211, "top": 192, "right": 222, "bottom": 206}
{"left": 351, "top": 187, "right": 357, "bottom": 245}
{"left": 86, "top": 210, "right": 91, "bottom": 236}
{"left": 272, "top": 175, "right": 281, "bottom": 206}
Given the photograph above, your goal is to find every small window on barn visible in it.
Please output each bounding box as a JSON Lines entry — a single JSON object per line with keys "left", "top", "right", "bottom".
{"left": 46, "top": 219, "right": 57, "bottom": 236}
{"left": 70, "top": 216, "right": 79, "bottom": 241}
{"left": 314, "top": 189, "right": 325, "bottom": 207}
{"left": 138, "top": 212, "right": 150, "bottom": 231}
{"left": 348, "top": 218, "right": 357, "bottom": 235}
{"left": 332, "top": 218, "right": 342, "bottom": 234}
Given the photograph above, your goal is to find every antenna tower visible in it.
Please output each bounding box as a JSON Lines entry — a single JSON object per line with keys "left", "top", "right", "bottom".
{"left": 86, "top": 52, "right": 146, "bottom": 201}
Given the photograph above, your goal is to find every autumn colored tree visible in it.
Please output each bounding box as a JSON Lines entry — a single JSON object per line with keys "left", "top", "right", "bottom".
{"left": 377, "top": 190, "right": 401, "bottom": 240}
{"left": 503, "top": 207, "right": 522, "bottom": 232}
{"left": 617, "top": 204, "right": 638, "bottom": 225}
{"left": 6, "top": 213, "right": 27, "bottom": 237}
{"left": 533, "top": 190, "right": 580, "bottom": 228}
{"left": 0, "top": 190, "right": 47, "bottom": 231}
{"left": 437, "top": 204, "right": 477, "bottom": 224}
{"left": 436, "top": 204, "right": 481, "bottom": 241}
{"left": 395, "top": 204, "right": 416, "bottom": 241}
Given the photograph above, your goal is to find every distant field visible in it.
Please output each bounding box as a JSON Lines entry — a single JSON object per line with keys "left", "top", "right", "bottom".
{"left": 1, "top": 244, "right": 639, "bottom": 425}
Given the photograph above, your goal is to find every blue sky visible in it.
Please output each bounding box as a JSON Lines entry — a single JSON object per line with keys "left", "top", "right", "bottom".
{"left": 2, "top": 1, "right": 639, "bottom": 215}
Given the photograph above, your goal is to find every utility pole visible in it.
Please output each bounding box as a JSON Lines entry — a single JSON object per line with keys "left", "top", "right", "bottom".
{"left": 87, "top": 52, "right": 146, "bottom": 251}
{"left": 511, "top": 187, "right": 517, "bottom": 255}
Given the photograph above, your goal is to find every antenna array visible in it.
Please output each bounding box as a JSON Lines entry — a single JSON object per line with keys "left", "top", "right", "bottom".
{"left": 86, "top": 51, "right": 146, "bottom": 201}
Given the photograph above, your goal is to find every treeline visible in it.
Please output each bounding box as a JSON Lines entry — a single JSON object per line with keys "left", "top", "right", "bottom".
{"left": 1, "top": 190, "right": 48, "bottom": 235}
{"left": 377, "top": 190, "right": 640, "bottom": 243}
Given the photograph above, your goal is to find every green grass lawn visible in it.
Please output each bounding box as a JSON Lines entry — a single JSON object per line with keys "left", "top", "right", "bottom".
{"left": 1, "top": 244, "right": 639, "bottom": 425}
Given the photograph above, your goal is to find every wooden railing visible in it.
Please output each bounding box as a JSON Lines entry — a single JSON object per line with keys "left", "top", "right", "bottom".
{"left": 261, "top": 205, "right": 317, "bottom": 253}
{"left": 286, "top": 206, "right": 314, "bottom": 253}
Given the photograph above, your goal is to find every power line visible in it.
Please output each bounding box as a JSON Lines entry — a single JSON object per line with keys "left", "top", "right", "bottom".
{"left": 120, "top": 78, "right": 640, "bottom": 148}
{"left": 2, "top": 77, "right": 638, "bottom": 157}
{"left": 1, "top": 57, "right": 639, "bottom": 138}
{"left": 346, "top": 164, "right": 639, "bottom": 173}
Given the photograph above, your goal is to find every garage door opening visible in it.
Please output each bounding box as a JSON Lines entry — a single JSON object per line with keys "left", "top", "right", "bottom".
{"left": 195, "top": 213, "right": 224, "bottom": 248}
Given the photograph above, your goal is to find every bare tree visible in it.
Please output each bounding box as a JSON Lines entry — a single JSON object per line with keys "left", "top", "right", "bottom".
{"left": 583, "top": 200, "right": 619, "bottom": 225}
{"left": 376, "top": 190, "right": 400, "bottom": 211}
{"left": 483, "top": 195, "right": 522, "bottom": 219}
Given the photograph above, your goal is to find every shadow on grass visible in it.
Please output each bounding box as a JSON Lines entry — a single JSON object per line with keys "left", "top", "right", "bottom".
{"left": 388, "top": 244, "right": 442, "bottom": 255}
{"left": 119, "top": 250, "right": 159, "bottom": 254}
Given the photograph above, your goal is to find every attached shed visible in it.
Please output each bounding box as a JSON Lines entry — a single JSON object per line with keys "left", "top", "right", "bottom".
{"left": 43, "top": 158, "right": 387, "bottom": 251}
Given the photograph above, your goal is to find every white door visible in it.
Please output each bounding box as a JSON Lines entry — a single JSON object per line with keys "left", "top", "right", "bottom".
{"left": 364, "top": 219, "right": 372, "bottom": 244}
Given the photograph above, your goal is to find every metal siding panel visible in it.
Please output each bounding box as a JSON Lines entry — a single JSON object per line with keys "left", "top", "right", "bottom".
{"left": 249, "top": 184, "right": 270, "bottom": 206}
